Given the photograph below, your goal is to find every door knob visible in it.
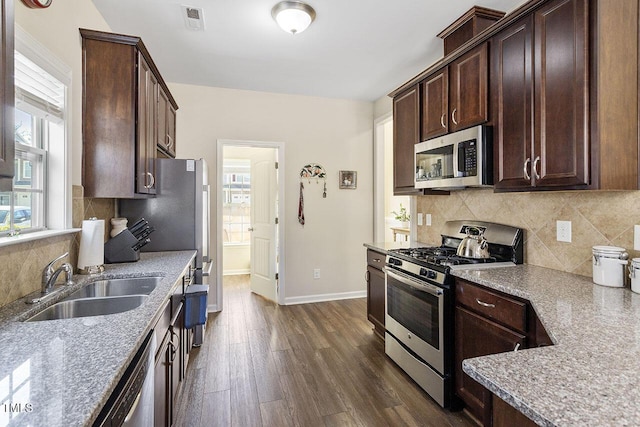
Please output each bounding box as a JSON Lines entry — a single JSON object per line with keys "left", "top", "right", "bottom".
{"left": 248, "top": 227, "right": 254, "bottom": 232}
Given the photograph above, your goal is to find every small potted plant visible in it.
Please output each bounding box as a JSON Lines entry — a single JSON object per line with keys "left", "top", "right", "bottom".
{"left": 392, "top": 204, "right": 410, "bottom": 228}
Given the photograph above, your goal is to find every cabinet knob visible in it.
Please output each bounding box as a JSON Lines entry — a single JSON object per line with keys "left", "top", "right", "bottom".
{"left": 533, "top": 156, "right": 540, "bottom": 180}
{"left": 451, "top": 108, "right": 458, "bottom": 125}
{"left": 440, "top": 113, "right": 446, "bottom": 129}
{"left": 523, "top": 158, "right": 531, "bottom": 181}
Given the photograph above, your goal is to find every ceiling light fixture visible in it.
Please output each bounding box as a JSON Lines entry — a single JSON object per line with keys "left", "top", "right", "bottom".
{"left": 271, "top": 1, "right": 316, "bottom": 35}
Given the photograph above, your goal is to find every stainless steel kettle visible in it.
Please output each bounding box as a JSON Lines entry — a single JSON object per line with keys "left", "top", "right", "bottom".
{"left": 456, "top": 227, "right": 490, "bottom": 258}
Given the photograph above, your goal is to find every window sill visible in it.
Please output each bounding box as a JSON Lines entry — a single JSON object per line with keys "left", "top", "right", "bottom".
{"left": 0, "top": 228, "right": 80, "bottom": 248}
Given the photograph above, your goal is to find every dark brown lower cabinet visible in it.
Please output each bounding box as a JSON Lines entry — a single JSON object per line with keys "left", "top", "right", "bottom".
{"left": 154, "top": 331, "right": 171, "bottom": 427}
{"left": 455, "top": 306, "right": 526, "bottom": 425}
{"left": 366, "top": 249, "right": 386, "bottom": 338}
{"left": 492, "top": 394, "right": 536, "bottom": 427}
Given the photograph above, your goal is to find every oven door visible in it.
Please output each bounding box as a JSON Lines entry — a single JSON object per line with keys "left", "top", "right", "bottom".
{"left": 385, "top": 268, "right": 444, "bottom": 374}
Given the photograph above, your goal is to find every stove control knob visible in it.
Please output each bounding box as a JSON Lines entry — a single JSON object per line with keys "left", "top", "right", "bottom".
{"left": 390, "top": 258, "right": 402, "bottom": 266}
{"left": 420, "top": 268, "right": 437, "bottom": 279}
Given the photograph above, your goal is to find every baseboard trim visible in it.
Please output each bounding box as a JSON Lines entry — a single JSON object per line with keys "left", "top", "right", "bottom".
{"left": 222, "top": 270, "right": 250, "bottom": 276}
{"left": 284, "top": 290, "right": 367, "bottom": 305}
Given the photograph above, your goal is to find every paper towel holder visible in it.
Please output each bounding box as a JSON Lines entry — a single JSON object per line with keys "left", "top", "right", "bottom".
{"left": 78, "top": 217, "right": 105, "bottom": 275}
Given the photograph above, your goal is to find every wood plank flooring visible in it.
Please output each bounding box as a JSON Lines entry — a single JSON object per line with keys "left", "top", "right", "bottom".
{"left": 174, "top": 275, "right": 474, "bottom": 427}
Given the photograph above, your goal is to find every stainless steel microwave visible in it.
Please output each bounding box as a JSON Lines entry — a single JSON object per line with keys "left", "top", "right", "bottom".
{"left": 414, "top": 125, "right": 493, "bottom": 190}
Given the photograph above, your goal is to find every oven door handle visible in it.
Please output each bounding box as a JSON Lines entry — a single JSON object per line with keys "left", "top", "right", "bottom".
{"left": 385, "top": 269, "right": 443, "bottom": 297}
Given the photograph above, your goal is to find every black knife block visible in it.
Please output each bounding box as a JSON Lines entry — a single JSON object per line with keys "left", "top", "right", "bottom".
{"left": 104, "top": 230, "right": 140, "bottom": 263}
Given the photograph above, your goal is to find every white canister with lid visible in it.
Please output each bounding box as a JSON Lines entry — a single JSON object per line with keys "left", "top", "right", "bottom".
{"left": 629, "top": 258, "right": 640, "bottom": 293}
{"left": 592, "top": 246, "right": 628, "bottom": 287}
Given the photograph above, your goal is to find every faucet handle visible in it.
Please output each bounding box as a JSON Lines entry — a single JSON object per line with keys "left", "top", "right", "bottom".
{"left": 45, "top": 252, "right": 69, "bottom": 271}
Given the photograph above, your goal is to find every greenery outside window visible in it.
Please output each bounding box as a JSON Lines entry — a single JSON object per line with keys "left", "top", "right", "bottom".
{"left": 222, "top": 160, "right": 251, "bottom": 244}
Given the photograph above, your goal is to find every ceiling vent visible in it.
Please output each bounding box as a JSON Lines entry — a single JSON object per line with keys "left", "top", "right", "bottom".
{"left": 182, "top": 5, "right": 205, "bottom": 31}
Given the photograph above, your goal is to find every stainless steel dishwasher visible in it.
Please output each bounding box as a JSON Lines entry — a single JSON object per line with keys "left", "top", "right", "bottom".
{"left": 93, "top": 331, "right": 156, "bottom": 427}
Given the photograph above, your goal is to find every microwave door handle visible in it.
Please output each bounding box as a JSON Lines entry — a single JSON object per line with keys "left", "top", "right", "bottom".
{"left": 385, "top": 269, "right": 443, "bottom": 297}
{"left": 457, "top": 144, "right": 465, "bottom": 176}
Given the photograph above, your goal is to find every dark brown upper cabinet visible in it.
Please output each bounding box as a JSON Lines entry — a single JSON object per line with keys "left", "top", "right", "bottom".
{"left": 420, "top": 69, "right": 449, "bottom": 140}
{"left": 492, "top": 0, "right": 589, "bottom": 191}
{"left": 0, "top": 0, "right": 13, "bottom": 191}
{"left": 420, "top": 44, "right": 489, "bottom": 142}
{"left": 393, "top": 86, "right": 422, "bottom": 195}
{"left": 81, "top": 29, "right": 179, "bottom": 199}
{"left": 449, "top": 43, "right": 489, "bottom": 133}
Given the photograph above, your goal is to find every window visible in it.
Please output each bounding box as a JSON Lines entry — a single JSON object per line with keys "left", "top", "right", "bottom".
{"left": 0, "top": 28, "right": 70, "bottom": 238}
{"left": 222, "top": 160, "right": 251, "bottom": 244}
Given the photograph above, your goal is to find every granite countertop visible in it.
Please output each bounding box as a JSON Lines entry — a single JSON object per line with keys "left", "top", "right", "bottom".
{"left": 364, "top": 240, "right": 435, "bottom": 253}
{"left": 0, "top": 250, "right": 196, "bottom": 427}
{"left": 453, "top": 265, "right": 640, "bottom": 426}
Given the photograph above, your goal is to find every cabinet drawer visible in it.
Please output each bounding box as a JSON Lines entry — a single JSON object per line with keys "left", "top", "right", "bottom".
{"left": 367, "top": 249, "right": 386, "bottom": 270}
{"left": 455, "top": 279, "right": 527, "bottom": 333}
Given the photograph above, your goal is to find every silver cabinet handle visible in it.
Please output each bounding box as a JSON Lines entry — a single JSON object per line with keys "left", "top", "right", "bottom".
{"left": 533, "top": 156, "right": 540, "bottom": 180}
{"left": 451, "top": 108, "right": 458, "bottom": 125}
{"left": 440, "top": 113, "right": 446, "bottom": 129}
{"left": 365, "top": 271, "right": 370, "bottom": 282}
{"left": 514, "top": 343, "right": 521, "bottom": 352}
{"left": 476, "top": 298, "right": 496, "bottom": 308}
{"left": 523, "top": 158, "right": 531, "bottom": 181}
{"left": 373, "top": 258, "right": 382, "bottom": 263}
{"left": 144, "top": 172, "right": 155, "bottom": 189}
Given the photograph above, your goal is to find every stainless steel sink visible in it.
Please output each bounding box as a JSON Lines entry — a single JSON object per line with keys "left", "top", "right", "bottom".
{"left": 65, "top": 276, "right": 161, "bottom": 300}
{"left": 26, "top": 295, "right": 149, "bottom": 322}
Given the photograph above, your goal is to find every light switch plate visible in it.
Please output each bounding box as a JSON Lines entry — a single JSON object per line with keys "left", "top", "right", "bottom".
{"left": 557, "top": 220, "right": 572, "bottom": 243}
{"left": 426, "top": 214, "right": 432, "bottom": 226}
{"left": 417, "top": 213, "right": 423, "bottom": 226}
{"left": 634, "top": 225, "right": 640, "bottom": 251}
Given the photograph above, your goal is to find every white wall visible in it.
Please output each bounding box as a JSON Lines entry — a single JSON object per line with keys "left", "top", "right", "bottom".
{"left": 15, "top": 1, "right": 111, "bottom": 186}
{"left": 171, "top": 83, "right": 374, "bottom": 302}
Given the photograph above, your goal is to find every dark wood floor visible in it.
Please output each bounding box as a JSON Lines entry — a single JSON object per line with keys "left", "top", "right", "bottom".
{"left": 174, "top": 275, "right": 474, "bottom": 427}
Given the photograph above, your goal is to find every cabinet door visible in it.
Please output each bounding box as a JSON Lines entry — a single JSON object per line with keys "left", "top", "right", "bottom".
{"left": 167, "top": 103, "right": 177, "bottom": 157}
{"left": 366, "top": 265, "right": 385, "bottom": 338}
{"left": 0, "top": 0, "right": 13, "bottom": 187}
{"left": 154, "top": 333, "right": 170, "bottom": 427}
{"left": 533, "top": 0, "right": 589, "bottom": 188}
{"left": 169, "top": 325, "right": 180, "bottom": 425}
{"left": 157, "top": 87, "right": 168, "bottom": 153}
{"left": 421, "top": 68, "right": 449, "bottom": 140}
{"left": 137, "top": 54, "right": 157, "bottom": 195}
{"left": 393, "top": 86, "right": 421, "bottom": 195}
{"left": 491, "top": 16, "right": 535, "bottom": 191}
{"left": 449, "top": 43, "right": 488, "bottom": 132}
{"left": 455, "top": 306, "right": 526, "bottom": 426}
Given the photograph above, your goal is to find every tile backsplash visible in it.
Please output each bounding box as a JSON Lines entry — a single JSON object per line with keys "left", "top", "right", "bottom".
{"left": 0, "top": 186, "right": 114, "bottom": 308}
{"left": 416, "top": 188, "right": 640, "bottom": 277}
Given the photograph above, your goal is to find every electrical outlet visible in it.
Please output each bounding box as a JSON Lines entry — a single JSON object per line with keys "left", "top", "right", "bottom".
{"left": 635, "top": 225, "right": 640, "bottom": 251}
{"left": 417, "top": 213, "right": 423, "bottom": 226}
{"left": 557, "top": 220, "right": 572, "bottom": 243}
{"left": 426, "top": 214, "right": 432, "bottom": 226}
{"left": 313, "top": 269, "right": 320, "bottom": 279}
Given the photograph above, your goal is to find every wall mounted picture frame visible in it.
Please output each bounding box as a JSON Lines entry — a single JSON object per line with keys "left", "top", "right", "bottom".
{"left": 339, "top": 170, "right": 357, "bottom": 189}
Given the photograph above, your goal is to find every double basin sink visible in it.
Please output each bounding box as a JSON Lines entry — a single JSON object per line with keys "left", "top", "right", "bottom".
{"left": 26, "top": 276, "right": 161, "bottom": 322}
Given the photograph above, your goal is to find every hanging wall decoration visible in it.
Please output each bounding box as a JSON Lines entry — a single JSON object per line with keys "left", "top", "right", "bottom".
{"left": 298, "top": 163, "right": 327, "bottom": 226}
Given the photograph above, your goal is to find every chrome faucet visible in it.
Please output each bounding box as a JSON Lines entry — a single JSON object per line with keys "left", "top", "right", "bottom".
{"left": 41, "top": 252, "right": 73, "bottom": 294}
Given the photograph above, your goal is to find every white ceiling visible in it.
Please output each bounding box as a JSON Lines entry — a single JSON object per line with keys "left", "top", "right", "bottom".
{"left": 91, "top": 0, "right": 525, "bottom": 101}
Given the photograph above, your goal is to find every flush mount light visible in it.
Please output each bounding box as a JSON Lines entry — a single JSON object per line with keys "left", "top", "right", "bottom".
{"left": 271, "top": 1, "right": 316, "bottom": 35}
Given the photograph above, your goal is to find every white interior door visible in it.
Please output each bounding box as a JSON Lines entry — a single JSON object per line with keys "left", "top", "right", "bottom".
{"left": 250, "top": 149, "right": 278, "bottom": 301}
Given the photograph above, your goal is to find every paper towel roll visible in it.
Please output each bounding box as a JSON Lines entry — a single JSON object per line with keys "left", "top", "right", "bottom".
{"left": 78, "top": 219, "right": 105, "bottom": 273}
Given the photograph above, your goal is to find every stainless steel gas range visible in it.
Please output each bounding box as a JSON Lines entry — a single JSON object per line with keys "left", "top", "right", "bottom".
{"left": 384, "top": 220, "right": 523, "bottom": 408}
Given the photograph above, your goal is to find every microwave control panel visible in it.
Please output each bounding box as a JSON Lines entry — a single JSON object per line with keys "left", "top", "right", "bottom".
{"left": 458, "top": 139, "right": 477, "bottom": 176}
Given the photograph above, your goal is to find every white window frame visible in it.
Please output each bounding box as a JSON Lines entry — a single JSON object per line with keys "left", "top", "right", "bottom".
{"left": 0, "top": 25, "right": 75, "bottom": 247}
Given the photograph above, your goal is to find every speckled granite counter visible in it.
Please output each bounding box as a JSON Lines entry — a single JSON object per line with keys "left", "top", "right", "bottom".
{"left": 0, "top": 250, "right": 196, "bottom": 427}
{"left": 453, "top": 265, "right": 640, "bottom": 426}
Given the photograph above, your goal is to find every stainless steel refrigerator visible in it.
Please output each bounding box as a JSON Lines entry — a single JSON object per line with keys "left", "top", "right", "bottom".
{"left": 119, "top": 158, "right": 211, "bottom": 344}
